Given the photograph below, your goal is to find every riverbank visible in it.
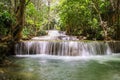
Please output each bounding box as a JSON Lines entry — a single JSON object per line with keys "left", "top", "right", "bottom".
{"left": 0, "top": 42, "right": 13, "bottom": 65}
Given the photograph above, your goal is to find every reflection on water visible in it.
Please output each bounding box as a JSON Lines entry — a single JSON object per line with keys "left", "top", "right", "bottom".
{"left": 0, "top": 54, "right": 120, "bottom": 80}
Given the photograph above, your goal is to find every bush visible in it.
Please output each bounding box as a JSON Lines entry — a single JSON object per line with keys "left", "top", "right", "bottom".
{"left": 0, "top": 11, "right": 13, "bottom": 35}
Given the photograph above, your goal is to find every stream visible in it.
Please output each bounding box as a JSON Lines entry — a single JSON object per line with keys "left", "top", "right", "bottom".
{"left": 0, "top": 54, "right": 120, "bottom": 80}
{"left": 0, "top": 30, "right": 120, "bottom": 80}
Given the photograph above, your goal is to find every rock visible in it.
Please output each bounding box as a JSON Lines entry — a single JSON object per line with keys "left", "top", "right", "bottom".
{"left": 0, "top": 43, "right": 9, "bottom": 63}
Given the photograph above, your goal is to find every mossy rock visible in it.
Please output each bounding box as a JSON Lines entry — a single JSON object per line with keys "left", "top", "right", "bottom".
{"left": 0, "top": 43, "right": 9, "bottom": 63}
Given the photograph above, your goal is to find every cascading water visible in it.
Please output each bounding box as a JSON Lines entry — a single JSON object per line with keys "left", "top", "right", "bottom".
{"left": 15, "top": 41, "right": 111, "bottom": 56}
{"left": 15, "top": 30, "right": 112, "bottom": 56}
{"left": 32, "top": 30, "right": 79, "bottom": 41}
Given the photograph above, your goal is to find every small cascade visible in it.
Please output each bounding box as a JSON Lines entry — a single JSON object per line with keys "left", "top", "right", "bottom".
{"left": 15, "top": 41, "right": 112, "bottom": 56}
{"left": 32, "top": 30, "right": 79, "bottom": 41}
{"left": 15, "top": 30, "right": 114, "bottom": 56}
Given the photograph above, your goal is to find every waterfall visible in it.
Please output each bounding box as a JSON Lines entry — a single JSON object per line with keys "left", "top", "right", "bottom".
{"left": 15, "top": 30, "right": 114, "bottom": 56}
{"left": 15, "top": 41, "right": 112, "bottom": 56}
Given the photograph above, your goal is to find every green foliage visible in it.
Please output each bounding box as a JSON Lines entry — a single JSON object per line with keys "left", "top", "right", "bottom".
{"left": 23, "top": 2, "right": 48, "bottom": 37}
{"left": 58, "top": 0, "right": 92, "bottom": 35}
{"left": 0, "top": 0, "right": 118, "bottom": 40}
{"left": 0, "top": 11, "right": 13, "bottom": 35}
{"left": 0, "top": 2, "right": 8, "bottom": 12}
{"left": 57, "top": 0, "right": 111, "bottom": 40}
{"left": 0, "top": 1, "right": 14, "bottom": 36}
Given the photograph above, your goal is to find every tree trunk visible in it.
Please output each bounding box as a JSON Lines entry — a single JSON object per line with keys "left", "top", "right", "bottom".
{"left": 110, "top": 0, "right": 120, "bottom": 40}
{"left": 13, "top": 0, "right": 26, "bottom": 41}
{"left": 115, "top": 0, "right": 120, "bottom": 40}
{"left": 92, "top": 1, "right": 109, "bottom": 40}
{"left": 47, "top": 0, "right": 51, "bottom": 30}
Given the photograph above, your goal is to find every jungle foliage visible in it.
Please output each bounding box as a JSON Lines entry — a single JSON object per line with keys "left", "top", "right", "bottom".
{"left": 58, "top": 0, "right": 120, "bottom": 40}
{"left": 0, "top": 2, "right": 13, "bottom": 36}
{"left": 0, "top": 0, "right": 120, "bottom": 41}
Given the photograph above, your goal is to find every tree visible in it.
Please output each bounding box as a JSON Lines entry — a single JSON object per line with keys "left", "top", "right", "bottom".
{"left": 24, "top": 0, "right": 48, "bottom": 37}
{"left": 110, "top": 0, "right": 120, "bottom": 40}
{"left": 12, "top": 0, "right": 31, "bottom": 41}
{"left": 12, "top": 0, "right": 25, "bottom": 41}
{"left": 91, "top": 0, "right": 109, "bottom": 40}
{"left": 58, "top": 0, "right": 91, "bottom": 35}
{"left": 57, "top": 0, "right": 119, "bottom": 40}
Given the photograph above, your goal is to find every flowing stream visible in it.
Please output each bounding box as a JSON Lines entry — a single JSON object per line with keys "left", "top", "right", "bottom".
{"left": 0, "top": 30, "right": 120, "bottom": 80}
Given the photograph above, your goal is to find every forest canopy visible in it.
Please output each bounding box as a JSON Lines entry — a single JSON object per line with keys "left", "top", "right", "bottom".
{"left": 0, "top": 0, "right": 120, "bottom": 41}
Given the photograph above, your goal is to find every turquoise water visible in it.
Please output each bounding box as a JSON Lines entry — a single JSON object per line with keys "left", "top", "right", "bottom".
{"left": 0, "top": 54, "right": 120, "bottom": 80}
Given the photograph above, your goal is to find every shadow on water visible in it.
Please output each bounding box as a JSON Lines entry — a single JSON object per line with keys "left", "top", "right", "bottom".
{"left": 0, "top": 54, "right": 120, "bottom": 80}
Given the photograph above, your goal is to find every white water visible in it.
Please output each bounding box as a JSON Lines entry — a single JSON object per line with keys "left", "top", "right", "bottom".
{"left": 32, "top": 30, "right": 78, "bottom": 41}
{"left": 15, "top": 30, "right": 112, "bottom": 56}
{"left": 15, "top": 41, "right": 112, "bottom": 56}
